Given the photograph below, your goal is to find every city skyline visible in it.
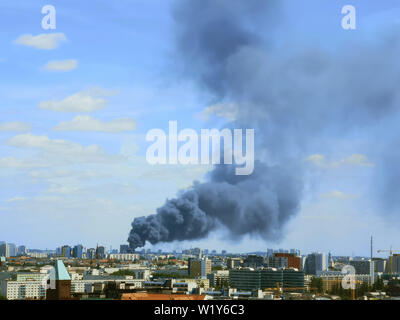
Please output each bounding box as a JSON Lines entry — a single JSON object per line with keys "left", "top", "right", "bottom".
{"left": 0, "top": 238, "right": 394, "bottom": 261}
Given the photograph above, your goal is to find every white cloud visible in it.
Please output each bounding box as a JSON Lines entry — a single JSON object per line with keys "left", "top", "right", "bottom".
{"left": 39, "top": 88, "right": 114, "bottom": 112}
{"left": 8, "top": 133, "right": 121, "bottom": 164}
{"left": 5, "top": 196, "right": 27, "bottom": 203}
{"left": 306, "top": 153, "right": 374, "bottom": 168}
{"left": 341, "top": 154, "right": 374, "bottom": 167}
{"left": 321, "top": 190, "right": 355, "bottom": 200}
{"left": 203, "top": 103, "right": 239, "bottom": 121}
{"left": 43, "top": 59, "right": 78, "bottom": 72}
{"left": 0, "top": 157, "right": 47, "bottom": 169}
{"left": 14, "top": 33, "right": 66, "bottom": 50}
{"left": 53, "top": 115, "right": 136, "bottom": 133}
{"left": 306, "top": 154, "right": 325, "bottom": 167}
{"left": 0, "top": 121, "right": 31, "bottom": 132}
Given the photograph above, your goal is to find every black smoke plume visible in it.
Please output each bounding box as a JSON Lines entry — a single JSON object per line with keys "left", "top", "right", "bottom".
{"left": 129, "top": 0, "right": 400, "bottom": 250}
{"left": 128, "top": 162, "right": 302, "bottom": 250}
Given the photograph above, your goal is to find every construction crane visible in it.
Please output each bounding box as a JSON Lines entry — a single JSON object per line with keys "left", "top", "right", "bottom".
{"left": 318, "top": 278, "right": 362, "bottom": 300}
{"left": 377, "top": 246, "right": 400, "bottom": 279}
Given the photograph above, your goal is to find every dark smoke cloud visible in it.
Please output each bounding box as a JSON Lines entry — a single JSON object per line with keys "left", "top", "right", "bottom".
{"left": 129, "top": 0, "right": 400, "bottom": 250}
{"left": 128, "top": 162, "right": 302, "bottom": 250}
{"left": 171, "top": 0, "right": 279, "bottom": 96}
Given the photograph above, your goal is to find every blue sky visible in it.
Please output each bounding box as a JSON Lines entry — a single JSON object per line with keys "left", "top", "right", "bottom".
{"left": 1, "top": 0, "right": 399, "bottom": 256}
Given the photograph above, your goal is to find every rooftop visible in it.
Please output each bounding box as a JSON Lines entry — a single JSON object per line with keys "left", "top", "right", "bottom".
{"left": 55, "top": 260, "right": 71, "bottom": 280}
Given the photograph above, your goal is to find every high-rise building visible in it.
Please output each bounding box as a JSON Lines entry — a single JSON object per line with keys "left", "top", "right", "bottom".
{"left": 17, "top": 246, "right": 27, "bottom": 256}
{"left": 0, "top": 243, "right": 18, "bottom": 257}
{"left": 304, "top": 253, "right": 327, "bottom": 275}
{"left": 120, "top": 244, "right": 130, "bottom": 254}
{"left": 0, "top": 243, "right": 10, "bottom": 257}
{"left": 271, "top": 253, "right": 301, "bottom": 270}
{"left": 373, "top": 258, "right": 387, "bottom": 273}
{"left": 73, "top": 245, "right": 83, "bottom": 259}
{"left": 188, "top": 258, "right": 211, "bottom": 278}
{"left": 96, "top": 246, "right": 106, "bottom": 259}
{"left": 349, "top": 259, "right": 372, "bottom": 275}
{"left": 8, "top": 243, "right": 17, "bottom": 257}
{"left": 191, "top": 248, "right": 202, "bottom": 258}
{"left": 86, "top": 248, "right": 96, "bottom": 259}
{"left": 61, "top": 245, "right": 72, "bottom": 258}
{"left": 243, "top": 255, "right": 265, "bottom": 268}
{"left": 388, "top": 254, "right": 400, "bottom": 274}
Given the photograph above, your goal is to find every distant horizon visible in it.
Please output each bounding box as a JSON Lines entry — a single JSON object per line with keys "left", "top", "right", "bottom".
{"left": 1, "top": 240, "right": 389, "bottom": 259}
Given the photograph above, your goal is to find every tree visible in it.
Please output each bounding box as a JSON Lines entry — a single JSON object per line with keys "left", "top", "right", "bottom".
{"left": 372, "top": 276, "right": 384, "bottom": 291}
{"left": 215, "top": 278, "right": 221, "bottom": 290}
{"left": 212, "top": 265, "right": 224, "bottom": 271}
{"left": 310, "top": 277, "right": 323, "bottom": 293}
{"left": 110, "top": 270, "right": 136, "bottom": 278}
{"left": 356, "top": 282, "right": 370, "bottom": 298}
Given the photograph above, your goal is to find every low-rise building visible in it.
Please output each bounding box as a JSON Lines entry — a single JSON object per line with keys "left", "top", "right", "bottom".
{"left": 108, "top": 253, "right": 140, "bottom": 261}
{"left": 0, "top": 273, "right": 47, "bottom": 300}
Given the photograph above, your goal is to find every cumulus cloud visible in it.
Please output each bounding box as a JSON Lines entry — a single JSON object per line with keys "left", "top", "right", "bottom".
{"left": 307, "top": 154, "right": 374, "bottom": 168}
{"left": 14, "top": 33, "right": 66, "bottom": 50}
{"left": 8, "top": 133, "right": 121, "bottom": 164}
{"left": 0, "top": 121, "right": 31, "bottom": 132}
{"left": 53, "top": 115, "right": 136, "bottom": 132}
{"left": 43, "top": 59, "right": 78, "bottom": 72}
{"left": 203, "top": 103, "right": 239, "bottom": 121}
{"left": 39, "top": 88, "right": 114, "bottom": 112}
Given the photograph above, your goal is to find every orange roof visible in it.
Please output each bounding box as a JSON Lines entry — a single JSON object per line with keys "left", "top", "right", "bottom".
{"left": 121, "top": 293, "right": 205, "bottom": 300}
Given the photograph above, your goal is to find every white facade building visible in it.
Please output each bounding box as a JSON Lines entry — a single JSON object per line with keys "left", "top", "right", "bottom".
{"left": 108, "top": 253, "right": 140, "bottom": 261}
{"left": 1, "top": 280, "right": 46, "bottom": 300}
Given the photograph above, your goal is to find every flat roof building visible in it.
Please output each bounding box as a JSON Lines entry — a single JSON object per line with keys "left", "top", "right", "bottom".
{"left": 229, "top": 268, "right": 304, "bottom": 291}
